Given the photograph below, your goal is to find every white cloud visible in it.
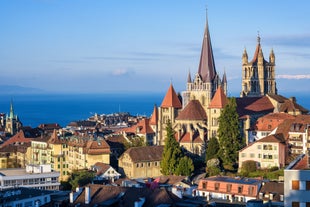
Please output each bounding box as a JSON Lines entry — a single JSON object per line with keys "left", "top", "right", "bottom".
{"left": 277, "top": 74, "right": 310, "bottom": 79}
{"left": 111, "top": 68, "right": 134, "bottom": 76}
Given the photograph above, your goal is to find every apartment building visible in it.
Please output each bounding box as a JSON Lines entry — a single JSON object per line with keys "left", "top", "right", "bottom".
{"left": 197, "top": 176, "right": 262, "bottom": 203}
{"left": 0, "top": 164, "right": 60, "bottom": 190}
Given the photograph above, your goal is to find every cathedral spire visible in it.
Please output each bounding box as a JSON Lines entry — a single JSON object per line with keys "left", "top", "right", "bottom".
{"left": 9, "top": 99, "right": 14, "bottom": 119}
{"left": 197, "top": 12, "right": 216, "bottom": 83}
{"left": 187, "top": 70, "right": 191, "bottom": 83}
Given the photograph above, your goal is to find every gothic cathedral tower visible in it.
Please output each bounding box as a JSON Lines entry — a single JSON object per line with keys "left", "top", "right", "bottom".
{"left": 182, "top": 16, "right": 225, "bottom": 112}
{"left": 240, "top": 35, "right": 277, "bottom": 97}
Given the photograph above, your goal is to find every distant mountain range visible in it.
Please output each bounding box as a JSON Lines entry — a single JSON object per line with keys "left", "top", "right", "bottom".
{"left": 0, "top": 85, "right": 45, "bottom": 94}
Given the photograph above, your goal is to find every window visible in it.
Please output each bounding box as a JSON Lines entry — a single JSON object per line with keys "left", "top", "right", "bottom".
{"left": 238, "top": 186, "right": 243, "bottom": 193}
{"left": 257, "top": 145, "right": 261, "bottom": 149}
{"left": 227, "top": 184, "right": 232, "bottom": 192}
{"left": 241, "top": 153, "right": 246, "bottom": 158}
{"left": 250, "top": 153, "right": 255, "bottom": 158}
{"left": 258, "top": 154, "right": 261, "bottom": 158}
{"left": 202, "top": 182, "right": 207, "bottom": 189}
{"left": 214, "top": 183, "right": 220, "bottom": 191}
{"left": 292, "top": 202, "right": 299, "bottom": 207}
{"left": 307, "top": 181, "right": 310, "bottom": 190}
{"left": 292, "top": 180, "right": 300, "bottom": 190}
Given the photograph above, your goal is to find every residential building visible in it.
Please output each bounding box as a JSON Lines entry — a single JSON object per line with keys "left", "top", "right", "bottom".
{"left": 248, "top": 113, "right": 295, "bottom": 143}
{"left": 197, "top": 176, "right": 262, "bottom": 203}
{"left": 91, "top": 162, "right": 121, "bottom": 182}
{"left": 239, "top": 134, "right": 286, "bottom": 169}
{"left": 0, "top": 164, "right": 60, "bottom": 190}
{"left": 118, "top": 145, "right": 163, "bottom": 179}
{"left": 284, "top": 154, "right": 310, "bottom": 207}
{"left": 0, "top": 187, "right": 55, "bottom": 207}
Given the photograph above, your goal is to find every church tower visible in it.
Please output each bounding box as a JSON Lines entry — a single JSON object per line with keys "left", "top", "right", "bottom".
{"left": 5, "top": 100, "right": 22, "bottom": 136}
{"left": 240, "top": 35, "right": 277, "bottom": 97}
{"left": 182, "top": 15, "right": 223, "bottom": 112}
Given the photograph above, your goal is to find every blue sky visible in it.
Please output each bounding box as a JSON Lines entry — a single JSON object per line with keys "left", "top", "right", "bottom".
{"left": 1, "top": 0, "right": 309, "bottom": 96}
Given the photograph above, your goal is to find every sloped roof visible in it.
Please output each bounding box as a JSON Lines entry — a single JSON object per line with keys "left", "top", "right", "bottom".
{"left": 176, "top": 100, "right": 207, "bottom": 120}
{"left": 236, "top": 96, "right": 274, "bottom": 119}
{"left": 122, "top": 145, "right": 164, "bottom": 163}
{"left": 161, "top": 84, "right": 182, "bottom": 108}
{"left": 279, "top": 99, "right": 309, "bottom": 114}
{"left": 252, "top": 113, "right": 295, "bottom": 131}
{"left": 73, "top": 184, "right": 182, "bottom": 207}
{"left": 198, "top": 18, "right": 217, "bottom": 82}
{"left": 1, "top": 130, "right": 34, "bottom": 148}
{"left": 259, "top": 181, "right": 284, "bottom": 202}
{"left": 257, "top": 134, "right": 285, "bottom": 143}
{"left": 84, "top": 139, "right": 110, "bottom": 155}
{"left": 176, "top": 131, "right": 204, "bottom": 143}
{"left": 208, "top": 86, "right": 228, "bottom": 109}
{"left": 120, "top": 118, "right": 154, "bottom": 134}
{"left": 149, "top": 105, "right": 158, "bottom": 125}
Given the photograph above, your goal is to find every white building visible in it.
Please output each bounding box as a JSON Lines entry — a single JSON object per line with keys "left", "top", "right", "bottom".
{"left": 0, "top": 164, "right": 60, "bottom": 190}
{"left": 284, "top": 154, "right": 310, "bottom": 207}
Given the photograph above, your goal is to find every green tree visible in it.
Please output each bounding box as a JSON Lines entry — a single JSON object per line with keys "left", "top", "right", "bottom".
{"left": 175, "top": 156, "right": 194, "bottom": 176}
{"left": 160, "top": 120, "right": 182, "bottom": 175}
{"left": 69, "top": 170, "right": 95, "bottom": 190}
{"left": 124, "top": 136, "right": 147, "bottom": 150}
{"left": 206, "top": 136, "right": 220, "bottom": 161}
{"left": 217, "top": 97, "right": 243, "bottom": 171}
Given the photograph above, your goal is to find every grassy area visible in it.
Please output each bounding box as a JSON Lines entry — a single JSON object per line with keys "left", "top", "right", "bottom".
{"left": 241, "top": 168, "right": 284, "bottom": 180}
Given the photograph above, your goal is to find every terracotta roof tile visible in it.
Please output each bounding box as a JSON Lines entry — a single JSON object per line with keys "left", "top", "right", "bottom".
{"left": 176, "top": 100, "right": 207, "bottom": 120}
{"left": 120, "top": 118, "right": 154, "bottom": 134}
{"left": 122, "top": 145, "right": 164, "bottom": 163}
{"left": 257, "top": 134, "right": 285, "bottom": 143}
{"left": 236, "top": 96, "right": 274, "bottom": 118}
{"left": 84, "top": 140, "right": 110, "bottom": 155}
{"left": 208, "top": 86, "right": 228, "bottom": 108}
{"left": 149, "top": 105, "right": 158, "bottom": 125}
{"left": 252, "top": 113, "right": 295, "bottom": 131}
{"left": 161, "top": 84, "right": 182, "bottom": 108}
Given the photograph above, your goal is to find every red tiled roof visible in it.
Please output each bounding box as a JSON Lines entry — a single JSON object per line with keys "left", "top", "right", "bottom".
{"left": 252, "top": 113, "right": 295, "bottom": 131}
{"left": 291, "top": 155, "right": 309, "bottom": 170}
{"left": 236, "top": 96, "right": 274, "bottom": 118}
{"left": 176, "top": 100, "right": 207, "bottom": 120}
{"left": 208, "top": 86, "right": 228, "bottom": 109}
{"left": 161, "top": 84, "right": 182, "bottom": 108}
{"left": 1, "top": 130, "right": 33, "bottom": 148}
{"left": 176, "top": 131, "right": 204, "bottom": 143}
{"left": 84, "top": 139, "right": 110, "bottom": 155}
{"left": 119, "top": 118, "right": 154, "bottom": 134}
{"left": 149, "top": 105, "right": 158, "bottom": 125}
{"left": 257, "top": 134, "right": 285, "bottom": 143}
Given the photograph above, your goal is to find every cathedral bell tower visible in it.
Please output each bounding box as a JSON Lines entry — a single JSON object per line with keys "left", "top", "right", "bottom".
{"left": 240, "top": 34, "right": 277, "bottom": 97}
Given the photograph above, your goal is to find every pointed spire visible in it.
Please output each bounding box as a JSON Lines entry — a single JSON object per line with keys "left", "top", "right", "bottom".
{"left": 161, "top": 84, "right": 182, "bottom": 108}
{"left": 197, "top": 12, "right": 217, "bottom": 83}
{"left": 269, "top": 48, "right": 275, "bottom": 64}
{"left": 9, "top": 99, "right": 15, "bottom": 119}
{"left": 251, "top": 34, "right": 264, "bottom": 63}
{"left": 149, "top": 104, "right": 158, "bottom": 125}
{"left": 208, "top": 86, "right": 228, "bottom": 109}
{"left": 222, "top": 70, "right": 227, "bottom": 84}
{"left": 187, "top": 70, "right": 191, "bottom": 83}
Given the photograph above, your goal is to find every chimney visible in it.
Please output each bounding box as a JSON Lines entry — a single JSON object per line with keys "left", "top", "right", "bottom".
{"left": 85, "top": 186, "right": 91, "bottom": 204}
{"left": 69, "top": 192, "right": 74, "bottom": 203}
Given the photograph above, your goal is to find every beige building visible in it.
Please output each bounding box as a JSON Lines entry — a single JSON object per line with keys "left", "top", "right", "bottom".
{"left": 118, "top": 145, "right": 163, "bottom": 179}
{"left": 239, "top": 134, "right": 286, "bottom": 169}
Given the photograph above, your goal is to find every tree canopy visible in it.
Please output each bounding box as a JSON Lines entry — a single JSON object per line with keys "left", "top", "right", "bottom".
{"left": 160, "top": 120, "right": 194, "bottom": 176}
{"left": 206, "top": 136, "right": 219, "bottom": 161}
{"left": 217, "top": 97, "right": 243, "bottom": 170}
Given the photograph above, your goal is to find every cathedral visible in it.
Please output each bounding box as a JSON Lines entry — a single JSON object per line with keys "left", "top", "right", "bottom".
{"left": 149, "top": 16, "right": 308, "bottom": 157}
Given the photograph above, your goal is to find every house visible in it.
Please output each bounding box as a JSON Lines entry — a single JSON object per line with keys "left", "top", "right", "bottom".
{"left": 91, "top": 162, "right": 121, "bottom": 182}
{"left": 258, "top": 181, "right": 284, "bottom": 204}
{"left": 284, "top": 154, "right": 310, "bottom": 207}
{"left": 248, "top": 113, "right": 295, "bottom": 143}
{"left": 239, "top": 134, "right": 286, "bottom": 169}
{"left": 118, "top": 145, "right": 163, "bottom": 179}
{"left": 197, "top": 176, "right": 262, "bottom": 203}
